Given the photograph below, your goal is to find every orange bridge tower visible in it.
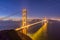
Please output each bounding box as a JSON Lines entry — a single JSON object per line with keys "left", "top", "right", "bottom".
{"left": 22, "top": 8, "right": 27, "bottom": 35}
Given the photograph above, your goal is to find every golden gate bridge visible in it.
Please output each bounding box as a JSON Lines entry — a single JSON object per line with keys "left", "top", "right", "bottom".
{"left": 0, "top": 8, "right": 48, "bottom": 40}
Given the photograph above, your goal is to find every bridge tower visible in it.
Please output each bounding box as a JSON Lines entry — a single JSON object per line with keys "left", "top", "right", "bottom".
{"left": 22, "top": 8, "right": 27, "bottom": 35}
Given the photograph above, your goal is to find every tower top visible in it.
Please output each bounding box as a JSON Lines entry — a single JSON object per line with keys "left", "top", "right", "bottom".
{"left": 23, "top": 8, "right": 27, "bottom": 11}
{"left": 22, "top": 8, "right": 27, "bottom": 13}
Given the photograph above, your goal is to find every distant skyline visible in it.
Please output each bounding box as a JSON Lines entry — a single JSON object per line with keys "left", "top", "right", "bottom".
{"left": 0, "top": 0, "right": 60, "bottom": 18}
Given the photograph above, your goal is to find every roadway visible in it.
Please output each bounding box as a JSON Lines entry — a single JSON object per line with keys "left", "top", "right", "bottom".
{"left": 15, "top": 20, "right": 43, "bottom": 31}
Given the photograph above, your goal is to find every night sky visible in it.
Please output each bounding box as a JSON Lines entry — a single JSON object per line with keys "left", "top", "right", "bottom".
{"left": 0, "top": 0, "right": 60, "bottom": 18}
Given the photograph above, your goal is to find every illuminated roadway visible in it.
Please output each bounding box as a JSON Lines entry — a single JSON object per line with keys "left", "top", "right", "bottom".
{"left": 15, "top": 20, "right": 47, "bottom": 31}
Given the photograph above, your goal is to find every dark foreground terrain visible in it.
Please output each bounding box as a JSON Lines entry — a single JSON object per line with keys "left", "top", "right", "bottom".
{"left": 0, "top": 30, "right": 32, "bottom": 40}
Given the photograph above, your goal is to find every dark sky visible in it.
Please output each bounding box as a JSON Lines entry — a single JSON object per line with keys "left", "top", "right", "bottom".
{"left": 0, "top": 0, "right": 60, "bottom": 18}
